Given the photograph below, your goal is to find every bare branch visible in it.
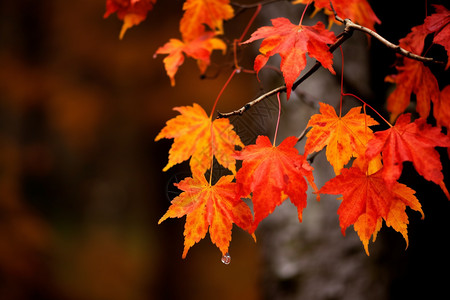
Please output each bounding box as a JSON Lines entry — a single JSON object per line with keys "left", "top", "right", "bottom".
{"left": 297, "top": 126, "right": 310, "bottom": 141}
{"left": 330, "top": 2, "right": 444, "bottom": 65}
{"left": 217, "top": 85, "right": 286, "bottom": 117}
{"left": 344, "top": 19, "right": 440, "bottom": 64}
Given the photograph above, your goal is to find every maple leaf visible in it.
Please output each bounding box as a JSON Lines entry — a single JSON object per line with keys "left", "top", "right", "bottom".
{"left": 155, "top": 103, "right": 243, "bottom": 177}
{"left": 235, "top": 135, "right": 317, "bottom": 232}
{"left": 154, "top": 33, "right": 226, "bottom": 86}
{"left": 365, "top": 113, "right": 450, "bottom": 193}
{"left": 398, "top": 24, "right": 428, "bottom": 54}
{"left": 385, "top": 24, "right": 440, "bottom": 122}
{"left": 383, "top": 182, "right": 424, "bottom": 248}
{"left": 304, "top": 102, "right": 378, "bottom": 175}
{"left": 385, "top": 60, "right": 439, "bottom": 122}
{"left": 180, "top": 0, "right": 234, "bottom": 42}
{"left": 158, "top": 174, "right": 253, "bottom": 258}
{"left": 242, "top": 18, "right": 337, "bottom": 99}
{"left": 424, "top": 5, "right": 450, "bottom": 70}
{"left": 104, "top": 0, "right": 156, "bottom": 39}
{"left": 292, "top": 0, "right": 380, "bottom": 31}
{"left": 319, "top": 166, "right": 423, "bottom": 255}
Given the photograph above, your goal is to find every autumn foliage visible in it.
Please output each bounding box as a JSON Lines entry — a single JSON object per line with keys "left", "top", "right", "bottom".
{"left": 235, "top": 135, "right": 317, "bottom": 232}
{"left": 105, "top": 1, "right": 450, "bottom": 258}
{"left": 242, "top": 18, "right": 337, "bottom": 99}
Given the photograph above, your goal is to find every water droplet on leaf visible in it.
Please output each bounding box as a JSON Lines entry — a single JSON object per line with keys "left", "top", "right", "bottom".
{"left": 221, "top": 252, "right": 231, "bottom": 265}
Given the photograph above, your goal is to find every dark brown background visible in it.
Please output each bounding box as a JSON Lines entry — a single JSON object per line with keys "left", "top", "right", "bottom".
{"left": 0, "top": 1, "right": 449, "bottom": 299}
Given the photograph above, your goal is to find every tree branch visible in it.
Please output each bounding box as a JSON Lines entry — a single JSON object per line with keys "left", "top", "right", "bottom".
{"left": 217, "top": 6, "right": 444, "bottom": 119}
{"left": 330, "top": 4, "right": 444, "bottom": 65}
{"left": 218, "top": 85, "right": 286, "bottom": 117}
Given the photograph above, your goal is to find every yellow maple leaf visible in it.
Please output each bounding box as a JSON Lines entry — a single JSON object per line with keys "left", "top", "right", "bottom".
{"left": 305, "top": 102, "right": 378, "bottom": 174}
{"left": 154, "top": 33, "right": 226, "bottom": 86}
{"left": 158, "top": 174, "right": 253, "bottom": 258}
{"left": 155, "top": 103, "right": 243, "bottom": 176}
{"left": 367, "top": 181, "right": 424, "bottom": 255}
{"left": 180, "top": 0, "right": 234, "bottom": 41}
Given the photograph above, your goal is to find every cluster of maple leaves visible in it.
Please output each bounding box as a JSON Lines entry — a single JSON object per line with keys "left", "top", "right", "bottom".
{"left": 105, "top": 0, "right": 450, "bottom": 258}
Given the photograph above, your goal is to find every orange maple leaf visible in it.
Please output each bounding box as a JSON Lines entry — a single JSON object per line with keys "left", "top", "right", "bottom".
{"left": 424, "top": 5, "right": 450, "bottom": 70}
{"left": 154, "top": 33, "right": 226, "bottom": 86}
{"left": 104, "top": 0, "right": 156, "bottom": 39}
{"left": 155, "top": 103, "right": 243, "bottom": 177}
{"left": 385, "top": 23, "right": 440, "bottom": 123}
{"left": 180, "top": 0, "right": 234, "bottom": 42}
{"left": 365, "top": 113, "right": 450, "bottom": 197}
{"left": 382, "top": 182, "right": 424, "bottom": 248}
{"left": 235, "top": 135, "right": 317, "bottom": 232}
{"left": 292, "top": 0, "right": 380, "bottom": 31}
{"left": 158, "top": 174, "right": 253, "bottom": 258}
{"left": 304, "top": 102, "right": 378, "bottom": 174}
{"left": 319, "top": 166, "right": 424, "bottom": 255}
{"left": 242, "top": 18, "right": 337, "bottom": 99}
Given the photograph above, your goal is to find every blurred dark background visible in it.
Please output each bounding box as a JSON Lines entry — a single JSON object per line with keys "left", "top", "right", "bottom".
{"left": 0, "top": 1, "right": 448, "bottom": 300}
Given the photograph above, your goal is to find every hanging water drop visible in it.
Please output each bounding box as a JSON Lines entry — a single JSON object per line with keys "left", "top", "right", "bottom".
{"left": 221, "top": 252, "right": 231, "bottom": 265}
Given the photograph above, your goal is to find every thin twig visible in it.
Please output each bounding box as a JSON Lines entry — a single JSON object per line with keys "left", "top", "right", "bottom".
{"left": 330, "top": 2, "right": 443, "bottom": 64}
{"left": 344, "top": 19, "right": 440, "bottom": 64}
{"left": 297, "top": 126, "right": 310, "bottom": 141}
{"left": 217, "top": 85, "right": 286, "bottom": 117}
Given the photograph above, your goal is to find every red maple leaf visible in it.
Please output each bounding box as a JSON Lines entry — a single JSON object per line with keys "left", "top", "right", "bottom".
{"left": 398, "top": 24, "right": 428, "bottom": 54}
{"left": 424, "top": 5, "right": 450, "bottom": 70}
{"left": 242, "top": 18, "right": 337, "bottom": 99}
{"left": 235, "top": 135, "right": 317, "bottom": 232}
{"left": 158, "top": 174, "right": 253, "bottom": 258}
{"left": 104, "top": 0, "right": 156, "bottom": 39}
{"left": 365, "top": 114, "right": 450, "bottom": 194}
{"left": 319, "top": 166, "right": 424, "bottom": 255}
{"left": 384, "top": 23, "right": 440, "bottom": 122}
{"left": 385, "top": 6, "right": 450, "bottom": 121}
{"left": 385, "top": 59, "right": 439, "bottom": 122}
